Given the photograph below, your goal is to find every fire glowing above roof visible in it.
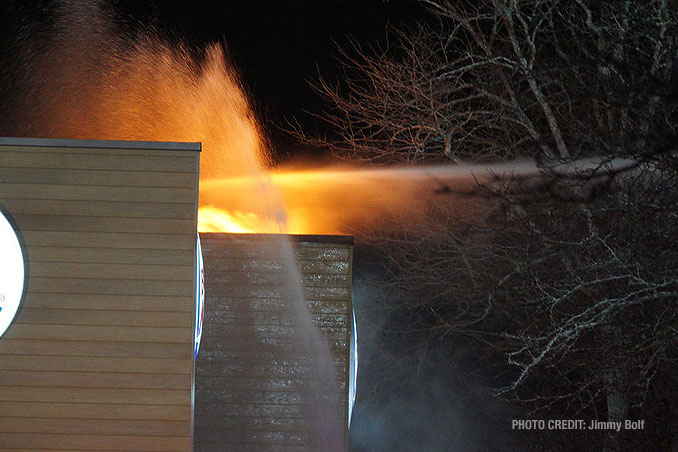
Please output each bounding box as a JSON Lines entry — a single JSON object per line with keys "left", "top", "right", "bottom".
{"left": 197, "top": 164, "right": 490, "bottom": 236}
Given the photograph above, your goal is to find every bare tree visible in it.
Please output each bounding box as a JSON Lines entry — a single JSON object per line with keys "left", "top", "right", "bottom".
{"left": 304, "top": 0, "right": 676, "bottom": 167}
{"left": 366, "top": 168, "right": 678, "bottom": 450}
{"left": 302, "top": 1, "right": 678, "bottom": 450}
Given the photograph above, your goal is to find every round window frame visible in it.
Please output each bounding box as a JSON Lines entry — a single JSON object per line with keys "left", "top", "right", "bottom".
{"left": 0, "top": 207, "right": 26, "bottom": 339}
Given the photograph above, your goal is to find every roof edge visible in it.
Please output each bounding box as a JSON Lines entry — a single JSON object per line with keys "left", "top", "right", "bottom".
{"left": 0, "top": 137, "right": 202, "bottom": 151}
{"left": 199, "top": 232, "right": 355, "bottom": 245}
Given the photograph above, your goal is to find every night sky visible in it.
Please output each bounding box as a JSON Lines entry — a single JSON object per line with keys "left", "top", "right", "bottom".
{"left": 133, "top": 0, "right": 422, "bottom": 135}
{"left": 116, "top": 0, "right": 423, "bottom": 155}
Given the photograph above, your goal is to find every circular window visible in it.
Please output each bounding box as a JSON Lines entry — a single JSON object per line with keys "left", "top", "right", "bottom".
{"left": 0, "top": 210, "right": 25, "bottom": 337}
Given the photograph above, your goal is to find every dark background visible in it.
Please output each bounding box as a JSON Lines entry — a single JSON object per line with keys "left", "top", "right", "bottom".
{"left": 118, "top": 0, "right": 425, "bottom": 159}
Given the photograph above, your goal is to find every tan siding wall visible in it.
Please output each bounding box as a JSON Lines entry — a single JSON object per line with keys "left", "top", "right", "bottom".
{"left": 0, "top": 142, "right": 198, "bottom": 451}
{"left": 195, "top": 233, "right": 351, "bottom": 452}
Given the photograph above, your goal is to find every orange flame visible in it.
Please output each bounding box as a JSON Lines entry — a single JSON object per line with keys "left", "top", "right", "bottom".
{"left": 13, "top": 5, "right": 478, "bottom": 237}
{"left": 198, "top": 206, "right": 257, "bottom": 233}
{"left": 198, "top": 205, "right": 285, "bottom": 234}
{"left": 197, "top": 165, "right": 474, "bottom": 235}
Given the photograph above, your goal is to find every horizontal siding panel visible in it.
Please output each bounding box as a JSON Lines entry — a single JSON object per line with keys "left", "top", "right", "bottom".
{"left": 27, "top": 247, "right": 193, "bottom": 266}
{"left": 204, "top": 297, "right": 348, "bottom": 315}
{"left": 194, "top": 444, "right": 309, "bottom": 452}
{"left": 199, "top": 338, "right": 347, "bottom": 357}
{"left": 0, "top": 142, "right": 197, "bottom": 450}
{"left": 204, "top": 273, "right": 349, "bottom": 288}
{"left": 24, "top": 293, "right": 192, "bottom": 312}
{"left": 199, "top": 330, "right": 347, "bottom": 348}
{"left": 14, "top": 214, "right": 195, "bottom": 234}
{"left": 196, "top": 416, "right": 310, "bottom": 432}
{"left": 198, "top": 377, "right": 311, "bottom": 392}
{"left": 28, "top": 278, "right": 193, "bottom": 297}
{"left": 0, "top": 355, "right": 191, "bottom": 374}
{"left": 4, "top": 324, "right": 192, "bottom": 343}
{"left": 14, "top": 309, "right": 192, "bottom": 328}
{"left": 197, "top": 350, "right": 346, "bottom": 368}
{"left": 1, "top": 183, "right": 195, "bottom": 203}
{"left": 0, "top": 401, "right": 190, "bottom": 421}
{"left": 205, "top": 258, "right": 349, "bottom": 275}
{"left": 0, "top": 432, "right": 191, "bottom": 451}
{"left": 0, "top": 339, "right": 191, "bottom": 359}
{"left": 22, "top": 230, "right": 193, "bottom": 250}
{"left": 204, "top": 309, "right": 347, "bottom": 327}
{"left": 29, "top": 262, "right": 193, "bottom": 281}
{"left": 0, "top": 167, "right": 196, "bottom": 188}
{"left": 206, "top": 285, "right": 349, "bottom": 300}
{"left": 196, "top": 389, "right": 330, "bottom": 405}
{"left": 0, "top": 446, "right": 188, "bottom": 452}
{"left": 0, "top": 418, "right": 190, "bottom": 436}
{"left": 197, "top": 402, "right": 305, "bottom": 419}
{"left": 200, "top": 325, "right": 346, "bottom": 342}
{"left": 196, "top": 363, "right": 341, "bottom": 379}
{"left": 0, "top": 150, "right": 196, "bottom": 173}
{"left": 197, "top": 377, "right": 348, "bottom": 394}
{"left": 200, "top": 234, "right": 350, "bottom": 246}
{"left": 1, "top": 199, "right": 195, "bottom": 219}
{"left": 202, "top": 245, "right": 351, "bottom": 262}
{"left": 0, "top": 450, "right": 98, "bottom": 452}
{"left": 194, "top": 429, "right": 307, "bottom": 445}
{"left": 0, "top": 387, "right": 189, "bottom": 405}
{"left": 0, "top": 370, "right": 190, "bottom": 389}
{"left": 0, "top": 145, "right": 198, "bottom": 157}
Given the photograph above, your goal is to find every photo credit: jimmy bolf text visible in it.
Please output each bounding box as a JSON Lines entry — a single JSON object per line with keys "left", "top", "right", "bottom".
{"left": 511, "top": 420, "right": 646, "bottom": 431}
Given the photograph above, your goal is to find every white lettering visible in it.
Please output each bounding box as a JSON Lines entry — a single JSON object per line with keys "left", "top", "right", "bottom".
{"left": 625, "top": 420, "right": 645, "bottom": 430}
{"left": 512, "top": 420, "right": 545, "bottom": 429}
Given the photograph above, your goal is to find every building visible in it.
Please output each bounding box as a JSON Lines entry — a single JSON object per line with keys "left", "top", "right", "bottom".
{"left": 0, "top": 137, "right": 200, "bottom": 451}
{"left": 0, "top": 137, "right": 354, "bottom": 451}
{"left": 195, "top": 233, "right": 353, "bottom": 451}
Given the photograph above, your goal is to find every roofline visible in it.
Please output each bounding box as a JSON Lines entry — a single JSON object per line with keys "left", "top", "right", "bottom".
{"left": 0, "top": 137, "right": 202, "bottom": 151}
{"left": 199, "top": 232, "right": 355, "bottom": 245}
